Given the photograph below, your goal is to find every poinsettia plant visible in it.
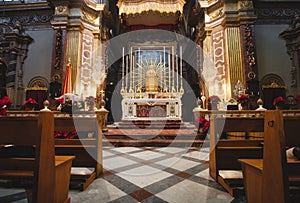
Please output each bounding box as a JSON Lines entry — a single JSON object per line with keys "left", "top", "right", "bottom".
{"left": 195, "top": 116, "right": 210, "bottom": 136}
{"left": 294, "top": 94, "right": 300, "bottom": 102}
{"left": 273, "top": 96, "right": 289, "bottom": 109}
{"left": 237, "top": 94, "right": 249, "bottom": 106}
{"left": 0, "top": 96, "right": 12, "bottom": 116}
{"left": 23, "top": 98, "right": 38, "bottom": 110}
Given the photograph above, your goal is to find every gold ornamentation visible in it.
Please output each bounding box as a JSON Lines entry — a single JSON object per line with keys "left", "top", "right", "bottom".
{"left": 211, "top": 8, "right": 224, "bottom": 21}
{"left": 262, "top": 81, "right": 287, "bottom": 89}
{"left": 82, "top": 10, "right": 97, "bottom": 22}
{"left": 26, "top": 84, "right": 48, "bottom": 91}
{"left": 117, "top": 0, "right": 185, "bottom": 16}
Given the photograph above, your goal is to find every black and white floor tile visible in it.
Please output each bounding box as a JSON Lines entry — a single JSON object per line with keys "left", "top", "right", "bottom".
{"left": 0, "top": 146, "right": 245, "bottom": 203}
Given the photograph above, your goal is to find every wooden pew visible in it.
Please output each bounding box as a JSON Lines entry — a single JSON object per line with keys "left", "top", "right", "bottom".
{"left": 54, "top": 114, "right": 102, "bottom": 191}
{"left": 7, "top": 110, "right": 103, "bottom": 191}
{"left": 239, "top": 110, "right": 300, "bottom": 203}
{"left": 0, "top": 112, "right": 74, "bottom": 203}
{"left": 209, "top": 111, "right": 265, "bottom": 196}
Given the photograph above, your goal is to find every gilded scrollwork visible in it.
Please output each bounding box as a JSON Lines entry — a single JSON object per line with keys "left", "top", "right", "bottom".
{"left": 210, "top": 8, "right": 223, "bottom": 21}
{"left": 82, "top": 10, "right": 97, "bottom": 22}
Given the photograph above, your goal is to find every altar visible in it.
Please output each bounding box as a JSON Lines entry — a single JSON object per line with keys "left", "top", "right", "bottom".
{"left": 120, "top": 46, "right": 184, "bottom": 121}
{"left": 122, "top": 97, "right": 182, "bottom": 120}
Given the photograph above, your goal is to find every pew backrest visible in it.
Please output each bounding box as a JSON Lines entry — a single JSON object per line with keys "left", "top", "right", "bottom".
{"left": 209, "top": 114, "right": 265, "bottom": 180}
{"left": 262, "top": 110, "right": 300, "bottom": 203}
{"left": 0, "top": 112, "right": 55, "bottom": 203}
{"left": 54, "top": 116, "right": 102, "bottom": 177}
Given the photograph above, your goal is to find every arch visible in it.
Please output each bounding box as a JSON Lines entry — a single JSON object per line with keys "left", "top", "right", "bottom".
{"left": 27, "top": 76, "right": 49, "bottom": 89}
{"left": 26, "top": 76, "right": 49, "bottom": 110}
{"left": 261, "top": 74, "right": 287, "bottom": 109}
{"left": 260, "top": 73, "right": 286, "bottom": 89}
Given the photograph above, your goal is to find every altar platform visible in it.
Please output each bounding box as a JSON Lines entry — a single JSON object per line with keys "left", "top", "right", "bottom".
{"left": 102, "top": 122, "right": 205, "bottom": 148}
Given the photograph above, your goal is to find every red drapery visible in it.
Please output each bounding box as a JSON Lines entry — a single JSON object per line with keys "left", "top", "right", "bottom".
{"left": 62, "top": 63, "right": 72, "bottom": 95}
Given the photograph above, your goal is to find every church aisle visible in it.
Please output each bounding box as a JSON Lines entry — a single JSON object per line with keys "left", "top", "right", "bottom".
{"left": 69, "top": 147, "right": 237, "bottom": 203}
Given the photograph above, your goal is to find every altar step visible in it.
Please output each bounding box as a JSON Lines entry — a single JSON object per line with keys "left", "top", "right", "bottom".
{"left": 102, "top": 126, "right": 206, "bottom": 148}
{"left": 115, "top": 120, "right": 193, "bottom": 129}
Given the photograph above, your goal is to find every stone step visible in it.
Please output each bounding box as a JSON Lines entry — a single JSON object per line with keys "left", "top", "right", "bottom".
{"left": 103, "top": 139, "right": 204, "bottom": 148}
{"left": 103, "top": 127, "right": 206, "bottom": 148}
{"left": 116, "top": 120, "right": 194, "bottom": 129}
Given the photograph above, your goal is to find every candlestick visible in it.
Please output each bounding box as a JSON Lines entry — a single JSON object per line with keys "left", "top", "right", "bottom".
{"left": 180, "top": 46, "right": 183, "bottom": 91}
{"left": 139, "top": 48, "right": 141, "bottom": 90}
{"left": 122, "top": 47, "right": 125, "bottom": 90}
{"left": 168, "top": 49, "right": 171, "bottom": 93}
{"left": 176, "top": 53, "right": 179, "bottom": 92}
{"left": 163, "top": 46, "right": 165, "bottom": 92}
{"left": 126, "top": 55, "right": 129, "bottom": 92}
{"left": 172, "top": 46, "right": 174, "bottom": 93}
{"left": 130, "top": 47, "right": 133, "bottom": 91}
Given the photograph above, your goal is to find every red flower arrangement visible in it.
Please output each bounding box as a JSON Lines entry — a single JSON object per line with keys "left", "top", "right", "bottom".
{"left": 208, "top": 95, "right": 221, "bottom": 104}
{"left": 237, "top": 94, "right": 249, "bottom": 106}
{"left": 273, "top": 96, "right": 289, "bottom": 109}
{"left": 0, "top": 96, "right": 12, "bottom": 116}
{"left": 195, "top": 117, "right": 210, "bottom": 137}
{"left": 23, "top": 98, "right": 38, "bottom": 110}
{"left": 54, "top": 131, "right": 78, "bottom": 139}
{"left": 294, "top": 95, "right": 300, "bottom": 102}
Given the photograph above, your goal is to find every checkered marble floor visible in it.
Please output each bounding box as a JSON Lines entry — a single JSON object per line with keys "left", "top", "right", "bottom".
{"left": 0, "top": 146, "right": 246, "bottom": 203}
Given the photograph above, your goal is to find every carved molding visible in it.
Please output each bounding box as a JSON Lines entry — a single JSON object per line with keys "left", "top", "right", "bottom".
{"left": 80, "top": 33, "right": 94, "bottom": 96}
{"left": 0, "top": 15, "right": 52, "bottom": 26}
{"left": 255, "top": 8, "right": 300, "bottom": 24}
{"left": 209, "top": 30, "right": 226, "bottom": 98}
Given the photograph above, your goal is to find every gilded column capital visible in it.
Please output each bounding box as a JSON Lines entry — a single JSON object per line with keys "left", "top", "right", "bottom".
{"left": 222, "top": 0, "right": 256, "bottom": 27}
{"left": 200, "top": 0, "right": 256, "bottom": 29}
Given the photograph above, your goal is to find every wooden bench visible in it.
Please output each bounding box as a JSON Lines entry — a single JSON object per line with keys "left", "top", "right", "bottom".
{"left": 54, "top": 114, "right": 102, "bottom": 191}
{"left": 0, "top": 112, "right": 75, "bottom": 203}
{"left": 239, "top": 110, "right": 300, "bottom": 203}
{"left": 7, "top": 110, "right": 103, "bottom": 191}
{"left": 209, "top": 112, "right": 265, "bottom": 196}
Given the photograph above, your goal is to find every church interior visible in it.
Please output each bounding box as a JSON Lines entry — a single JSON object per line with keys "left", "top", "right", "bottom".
{"left": 0, "top": 0, "right": 300, "bottom": 202}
